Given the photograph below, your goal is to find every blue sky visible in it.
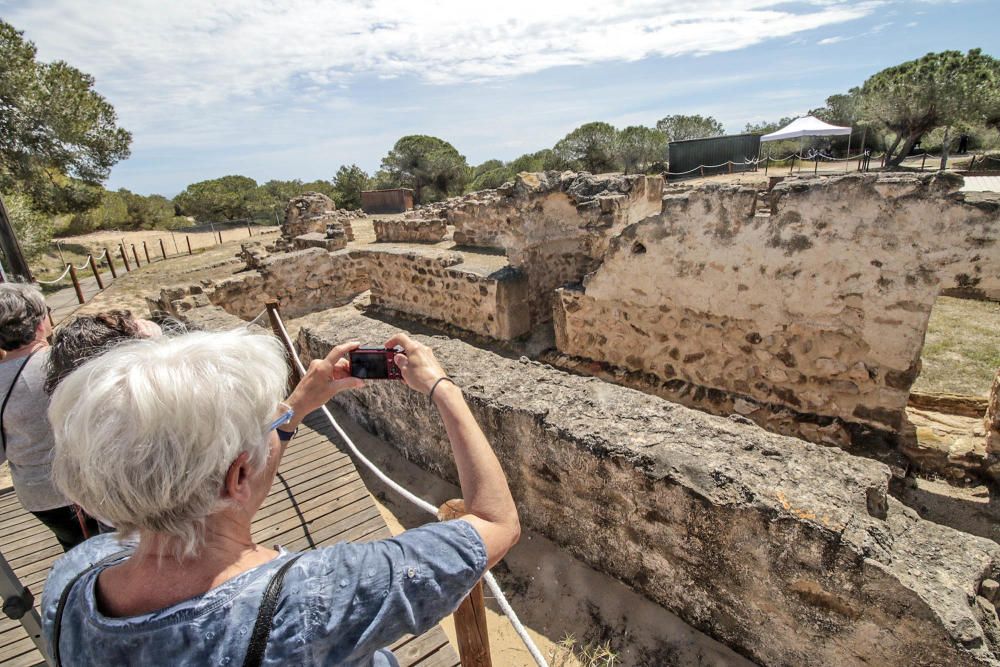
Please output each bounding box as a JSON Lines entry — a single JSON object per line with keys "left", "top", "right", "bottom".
{"left": 1, "top": 0, "right": 997, "bottom": 197}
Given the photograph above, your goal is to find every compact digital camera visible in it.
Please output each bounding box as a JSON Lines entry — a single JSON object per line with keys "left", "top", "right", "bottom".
{"left": 349, "top": 346, "right": 403, "bottom": 380}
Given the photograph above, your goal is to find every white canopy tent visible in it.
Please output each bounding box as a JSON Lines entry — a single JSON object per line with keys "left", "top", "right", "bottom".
{"left": 760, "top": 116, "right": 852, "bottom": 142}
{"left": 759, "top": 115, "right": 855, "bottom": 173}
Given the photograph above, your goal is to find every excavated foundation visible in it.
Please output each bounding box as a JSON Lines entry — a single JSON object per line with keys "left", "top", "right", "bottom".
{"left": 147, "top": 171, "right": 1000, "bottom": 666}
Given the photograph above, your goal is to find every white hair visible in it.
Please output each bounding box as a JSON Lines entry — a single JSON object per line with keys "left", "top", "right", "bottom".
{"left": 48, "top": 328, "right": 288, "bottom": 558}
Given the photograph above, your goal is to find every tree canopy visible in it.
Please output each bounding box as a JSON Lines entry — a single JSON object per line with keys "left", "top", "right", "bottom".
{"left": 615, "top": 125, "right": 667, "bottom": 174}
{"left": 859, "top": 49, "right": 1000, "bottom": 166}
{"left": 173, "top": 175, "right": 261, "bottom": 221}
{"left": 0, "top": 20, "right": 131, "bottom": 214}
{"left": 379, "top": 135, "right": 469, "bottom": 203}
{"left": 655, "top": 114, "right": 724, "bottom": 142}
{"left": 553, "top": 122, "right": 619, "bottom": 173}
{"left": 331, "top": 165, "right": 370, "bottom": 209}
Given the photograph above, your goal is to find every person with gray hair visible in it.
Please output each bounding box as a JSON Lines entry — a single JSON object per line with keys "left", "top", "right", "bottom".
{"left": 41, "top": 327, "right": 520, "bottom": 666}
{"left": 0, "top": 283, "right": 102, "bottom": 550}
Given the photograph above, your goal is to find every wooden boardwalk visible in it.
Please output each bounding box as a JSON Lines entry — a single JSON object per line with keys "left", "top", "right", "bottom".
{"left": 0, "top": 414, "right": 459, "bottom": 666}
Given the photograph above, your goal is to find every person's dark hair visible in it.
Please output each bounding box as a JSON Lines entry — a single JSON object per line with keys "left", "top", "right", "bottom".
{"left": 45, "top": 310, "right": 141, "bottom": 394}
{"left": 0, "top": 283, "right": 47, "bottom": 351}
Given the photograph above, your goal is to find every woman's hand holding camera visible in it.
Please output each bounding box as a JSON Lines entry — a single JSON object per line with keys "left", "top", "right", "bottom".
{"left": 285, "top": 341, "right": 364, "bottom": 425}
{"left": 384, "top": 333, "right": 450, "bottom": 396}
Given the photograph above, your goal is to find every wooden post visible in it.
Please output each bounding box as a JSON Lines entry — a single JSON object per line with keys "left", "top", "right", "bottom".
{"left": 969, "top": 155, "right": 977, "bottom": 171}
{"left": 921, "top": 153, "right": 928, "bottom": 171}
{"left": 727, "top": 161, "right": 733, "bottom": 175}
{"left": 159, "top": 238, "right": 167, "bottom": 260}
{"left": 246, "top": 221, "right": 253, "bottom": 237}
{"left": 699, "top": 165, "right": 705, "bottom": 178}
{"left": 814, "top": 157, "right": 818, "bottom": 175}
{"left": 789, "top": 155, "right": 795, "bottom": 175}
{"left": 217, "top": 229, "right": 224, "bottom": 245}
{"left": 105, "top": 248, "right": 118, "bottom": 278}
{"left": 438, "top": 499, "right": 492, "bottom": 667}
{"left": 120, "top": 243, "right": 131, "bottom": 271}
{"left": 764, "top": 157, "right": 769, "bottom": 175}
{"left": 186, "top": 235, "right": 193, "bottom": 255}
{"left": 132, "top": 244, "right": 141, "bottom": 268}
{"left": 68, "top": 264, "right": 85, "bottom": 304}
{"left": 143, "top": 241, "right": 151, "bottom": 264}
{"left": 87, "top": 254, "right": 104, "bottom": 290}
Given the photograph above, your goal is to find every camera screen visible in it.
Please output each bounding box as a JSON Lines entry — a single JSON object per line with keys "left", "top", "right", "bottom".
{"left": 351, "top": 352, "right": 388, "bottom": 379}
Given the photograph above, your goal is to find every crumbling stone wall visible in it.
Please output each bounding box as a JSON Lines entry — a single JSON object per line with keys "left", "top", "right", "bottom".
{"left": 150, "top": 247, "right": 369, "bottom": 321}
{"left": 359, "top": 246, "right": 530, "bottom": 339}
{"left": 373, "top": 218, "right": 449, "bottom": 243}
{"left": 281, "top": 191, "right": 362, "bottom": 242}
{"left": 299, "top": 310, "right": 1000, "bottom": 667}
{"left": 555, "top": 174, "right": 1000, "bottom": 445}
{"left": 421, "top": 172, "right": 663, "bottom": 325}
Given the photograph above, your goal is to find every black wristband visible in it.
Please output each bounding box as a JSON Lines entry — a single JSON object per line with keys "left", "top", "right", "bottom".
{"left": 429, "top": 377, "right": 456, "bottom": 403}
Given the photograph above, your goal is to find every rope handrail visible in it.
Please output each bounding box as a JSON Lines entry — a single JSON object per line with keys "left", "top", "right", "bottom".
{"left": 36, "top": 264, "right": 72, "bottom": 285}
{"left": 270, "top": 310, "right": 549, "bottom": 667}
{"left": 95, "top": 248, "right": 108, "bottom": 260}
{"left": 73, "top": 258, "right": 91, "bottom": 270}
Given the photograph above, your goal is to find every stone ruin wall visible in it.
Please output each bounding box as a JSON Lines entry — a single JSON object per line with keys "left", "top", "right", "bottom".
{"left": 988, "top": 371, "right": 1000, "bottom": 471}
{"left": 149, "top": 247, "right": 369, "bottom": 321}
{"left": 372, "top": 218, "right": 448, "bottom": 243}
{"left": 298, "top": 311, "right": 1000, "bottom": 667}
{"left": 423, "top": 172, "right": 663, "bottom": 326}
{"left": 358, "top": 247, "right": 530, "bottom": 340}
{"left": 277, "top": 191, "right": 363, "bottom": 247}
{"left": 554, "top": 173, "right": 999, "bottom": 454}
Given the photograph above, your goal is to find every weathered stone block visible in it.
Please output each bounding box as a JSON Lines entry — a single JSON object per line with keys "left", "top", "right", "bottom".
{"left": 293, "top": 232, "right": 346, "bottom": 252}
{"left": 373, "top": 218, "right": 448, "bottom": 243}
{"left": 300, "top": 309, "right": 1000, "bottom": 667}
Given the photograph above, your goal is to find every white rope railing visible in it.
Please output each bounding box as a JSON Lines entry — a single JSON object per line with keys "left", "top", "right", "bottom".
{"left": 94, "top": 248, "right": 108, "bottom": 260}
{"left": 270, "top": 310, "right": 549, "bottom": 667}
{"left": 36, "top": 264, "right": 72, "bottom": 285}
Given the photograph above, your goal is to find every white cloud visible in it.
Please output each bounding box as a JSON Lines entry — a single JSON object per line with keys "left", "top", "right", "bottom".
{"left": 5, "top": 1, "right": 877, "bottom": 127}
{"left": 818, "top": 35, "right": 849, "bottom": 44}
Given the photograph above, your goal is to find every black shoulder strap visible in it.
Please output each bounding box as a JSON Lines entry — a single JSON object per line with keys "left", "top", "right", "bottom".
{"left": 52, "top": 549, "right": 131, "bottom": 667}
{"left": 1, "top": 351, "right": 37, "bottom": 454}
{"left": 242, "top": 554, "right": 304, "bottom": 667}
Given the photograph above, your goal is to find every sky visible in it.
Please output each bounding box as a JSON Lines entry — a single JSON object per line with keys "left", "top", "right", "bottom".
{"left": 1, "top": 0, "right": 997, "bottom": 197}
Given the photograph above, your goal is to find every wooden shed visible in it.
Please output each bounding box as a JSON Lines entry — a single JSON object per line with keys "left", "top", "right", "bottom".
{"left": 361, "top": 188, "right": 414, "bottom": 214}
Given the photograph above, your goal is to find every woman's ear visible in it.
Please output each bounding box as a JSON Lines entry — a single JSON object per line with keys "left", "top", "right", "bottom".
{"left": 223, "top": 451, "right": 253, "bottom": 502}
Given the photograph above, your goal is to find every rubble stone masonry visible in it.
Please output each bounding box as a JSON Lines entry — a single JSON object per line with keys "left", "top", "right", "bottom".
{"left": 555, "top": 173, "right": 1000, "bottom": 438}
{"left": 300, "top": 310, "right": 1000, "bottom": 667}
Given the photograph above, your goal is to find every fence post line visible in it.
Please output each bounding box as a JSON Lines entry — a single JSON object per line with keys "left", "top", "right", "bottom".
{"left": 438, "top": 499, "right": 493, "bottom": 667}
{"left": 217, "top": 229, "right": 223, "bottom": 245}
{"left": 132, "top": 244, "right": 141, "bottom": 268}
{"left": 120, "top": 243, "right": 131, "bottom": 272}
{"left": 159, "top": 238, "right": 167, "bottom": 260}
{"left": 142, "top": 241, "right": 151, "bottom": 264}
{"left": 68, "top": 264, "right": 85, "bottom": 304}
{"left": 246, "top": 221, "right": 253, "bottom": 237}
{"left": 105, "top": 247, "right": 118, "bottom": 279}
{"left": 921, "top": 153, "right": 927, "bottom": 171}
{"left": 186, "top": 236, "right": 193, "bottom": 255}
{"left": 88, "top": 254, "right": 104, "bottom": 290}
{"left": 814, "top": 158, "right": 819, "bottom": 175}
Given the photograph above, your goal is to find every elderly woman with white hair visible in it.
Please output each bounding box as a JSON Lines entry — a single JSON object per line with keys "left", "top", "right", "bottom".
{"left": 0, "top": 283, "right": 104, "bottom": 550}
{"left": 41, "top": 327, "right": 520, "bottom": 666}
